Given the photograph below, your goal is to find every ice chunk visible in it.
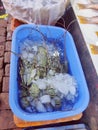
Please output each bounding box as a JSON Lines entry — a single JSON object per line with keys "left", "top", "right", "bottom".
{"left": 34, "top": 78, "right": 47, "bottom": 90}
{"left": 54, "top": 82, "right": 69, "bottom": 96}
{"left": 48, "top": 69, "right": 55, "bottom": 76}
{"left": 28, "top": 53, "right": 34, "bottom": 59}
{"left": 21, "top": 51, "right": 28, "bottom": 59}
{"left": 47, "top": 73, "right": 78, "bottom": 97}
{"left": 69, "top": 86, "right": 76, "bottom": 95}
{"left": 32, "top": 45, "right": 38, "bottom": 52}
{"left": 25, "top": 107, "right": 33, "bottom": 113}
{"left": 36, "top": 101, "right": 47, "bottom": 113}
{"left": 51, "top": 99, "right": 55, "bottom": 107}
{"left": 40, "top": 95, "right": 51, "bottom": 103}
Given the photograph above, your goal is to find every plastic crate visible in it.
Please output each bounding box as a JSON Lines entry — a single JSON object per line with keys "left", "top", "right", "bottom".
{"left": 9, "top": 24, "right": 89, "bottom": 121}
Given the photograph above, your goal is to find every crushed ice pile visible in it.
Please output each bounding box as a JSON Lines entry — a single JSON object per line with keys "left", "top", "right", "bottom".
{"left": 18, "top": 39, "right": 79, "bottom": 113}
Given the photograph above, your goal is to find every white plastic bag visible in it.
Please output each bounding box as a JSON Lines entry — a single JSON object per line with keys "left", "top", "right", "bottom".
{"left": 2, "top": 0, "right": 68, "bottom": 25}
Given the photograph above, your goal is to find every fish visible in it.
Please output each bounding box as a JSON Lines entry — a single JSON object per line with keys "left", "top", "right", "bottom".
{"left": 77, "top": 16, "right": 98, "bottom": 24}
{"left": 89, "top": 44, "right": 98, "bottom": 54}
{"left": 77, "top": 3, "right": 98, "bottom": 10}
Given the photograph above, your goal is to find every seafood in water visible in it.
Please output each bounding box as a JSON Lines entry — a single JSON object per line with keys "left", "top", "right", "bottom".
{"left": 18, "top": 39, "right": 78, "bottom": 113}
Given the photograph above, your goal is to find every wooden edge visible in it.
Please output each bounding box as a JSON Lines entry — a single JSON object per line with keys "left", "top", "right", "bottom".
{"left": 13, "top": 113, "right": 82, "bottom": 128}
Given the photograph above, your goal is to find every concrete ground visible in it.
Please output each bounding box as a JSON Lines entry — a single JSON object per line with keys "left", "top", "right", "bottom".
{"left": 0, "top": 13, "right": 98, "bottom": 130}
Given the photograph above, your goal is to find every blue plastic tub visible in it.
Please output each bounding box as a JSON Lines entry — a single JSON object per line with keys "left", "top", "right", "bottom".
{"left": 9, "top": 24, "right": 89, "bottom": 121}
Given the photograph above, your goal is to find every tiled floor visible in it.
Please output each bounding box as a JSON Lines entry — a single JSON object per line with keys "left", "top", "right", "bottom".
{"left": 0, "top": 10, "right": 98, "bottom": 130}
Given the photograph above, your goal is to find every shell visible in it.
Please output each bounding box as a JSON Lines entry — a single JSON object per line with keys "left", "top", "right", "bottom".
{"left": 30, "top": 69, "right": 37, "bottom": 79}
{"left": 37, "top": 46, "right": 47, "bottom": 67}
{"left": 46, "top": 86, "right": 56, "bottom": 98}
{"left": 36, "top": 67, "right": 47, "bottom": 78}
{"left": 29, "top": 83, "right": 40, "bottom": 98}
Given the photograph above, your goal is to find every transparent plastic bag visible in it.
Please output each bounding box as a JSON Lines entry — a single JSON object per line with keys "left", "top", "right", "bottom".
{"left": 2, "top": 0, "right": 68, "bottom": 25}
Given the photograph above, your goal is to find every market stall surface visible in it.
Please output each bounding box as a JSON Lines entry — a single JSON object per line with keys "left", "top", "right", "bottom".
{"left": 0, "top": 8, "right": 98, "bottom": 130}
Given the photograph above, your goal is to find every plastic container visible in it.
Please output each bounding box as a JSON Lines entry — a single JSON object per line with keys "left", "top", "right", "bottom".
{"left": 9, "top": 24, "right": 89, "bottom": 121}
